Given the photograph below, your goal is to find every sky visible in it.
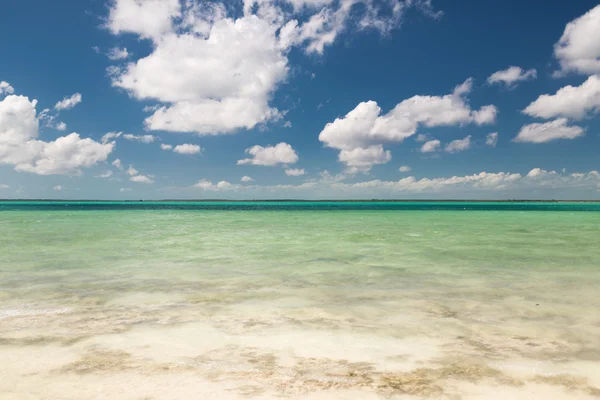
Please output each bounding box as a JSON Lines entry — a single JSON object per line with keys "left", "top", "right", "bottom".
{"left": 1, "top": 0, "right": 600, "bottom": 200}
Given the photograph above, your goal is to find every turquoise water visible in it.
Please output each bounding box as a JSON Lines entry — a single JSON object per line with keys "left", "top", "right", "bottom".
{"left": 1, "top": 203, "right": 599, "bottom": 399}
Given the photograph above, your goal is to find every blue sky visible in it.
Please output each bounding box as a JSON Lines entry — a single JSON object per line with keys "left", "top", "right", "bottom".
{"left": 1, "top": 0, "right": 600, "bottom": 199}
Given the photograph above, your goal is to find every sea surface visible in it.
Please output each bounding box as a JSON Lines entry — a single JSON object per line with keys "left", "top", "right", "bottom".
{"left": 1, "top": 202, "right": 599, "bottom": 399}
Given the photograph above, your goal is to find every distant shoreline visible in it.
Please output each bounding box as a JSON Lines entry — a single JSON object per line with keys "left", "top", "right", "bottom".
{"left": 1, "top": 199, "right": 600, "bottom": 203}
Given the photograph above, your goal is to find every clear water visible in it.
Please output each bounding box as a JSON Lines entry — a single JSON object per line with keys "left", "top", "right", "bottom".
{"left": 1, "top": 202, "right": 599, "bottom": 399}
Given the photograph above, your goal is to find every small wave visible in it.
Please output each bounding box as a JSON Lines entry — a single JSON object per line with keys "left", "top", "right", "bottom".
{"left": 0, "top": 307, "right": 73, "bottom": 319}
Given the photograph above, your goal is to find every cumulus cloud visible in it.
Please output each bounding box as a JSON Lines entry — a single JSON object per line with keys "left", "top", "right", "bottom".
{"left": 0, "top": 90, "right": 114, "bottom": 175}
{"left": 420, "top": 139, "right": 440, "bottom": 153}
{"left": 107, "top": 47, "right": 129, "bottom": 60}
{"left": 106, "top": 0, "right": 440, "bottom": 136}
{"left": 338, "top": 145, "right": 391, "bottom": 171}
{"left": 319, "top": 78, "right": 496, "bottom": 169}
{"left": 444, "top": 135, "right": 471, "bottom": 153}
{"left": 553, "top": 5, "right": 600, "bottom": 76}
{"left": 160, "top": 143, "right": 173, "bottom": 150}
{"left": 173, "top": 144, "right": 201, "bottom": 154}
{"left": 55, "top": 122, "right": 67, "bottom": 131}
{"left": 0, "top": 81, "right": 14, "bottom": 96}
{"left": 486, "top": 132, "right": 498, "bottom": 147}
{"left": 285, "top": 168, "right": 306, "bottom": 176}
{"left": 399, "top": 165, "right": 411, "bottom": 172}
{"left": 523, "top": 75, "right": 600, "bottom": 120}
{"left": 514, "top": 119, "right": 585, "bottom": 143}
{"left": 53, "top": 185, "right": 63, "bottom": 191}
{"left": 237, "top": 142, "right": 298, "bottom": 166}
{"left": 123, "top": 134, "right": 156, "bottom": 143}
{"left": 487, "top": 66, "right": 536, "bottom": 87}
{"left": 194, "top": 179, "right": 235, "bottom": 190}
{"left": 130, "top": 174, "right": 154, "bottom": 183}
{"left": 120, "top": 187, "right": 132, "bottom": 192}
{"left": 54, "top": 93, "right": 82, "bottom": 111}
{"left": 241, "top": 175, "right": 254, "bottom": 182}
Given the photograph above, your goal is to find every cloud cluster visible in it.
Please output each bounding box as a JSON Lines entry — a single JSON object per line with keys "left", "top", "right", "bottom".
{"left": 319, "top": 78, "right": 496, "bottom": 169}
{"left": 0, "top": 88, "right": 113, "bottom": 175}
{"left": 187, "top": 169, "right": 600, "bottom": 197}
{"left": 127, "top": 165, "right": 154, "bottom": 183}
{"left": 105, "top": 0, "right": 440, "bottom": 136}
{"left": 515, "top": 6, "right": 600, "bottom": 144}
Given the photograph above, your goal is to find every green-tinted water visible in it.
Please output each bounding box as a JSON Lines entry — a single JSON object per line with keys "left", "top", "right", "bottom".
{"left": 1, "top": 204, "right": 599, "bottom": 399}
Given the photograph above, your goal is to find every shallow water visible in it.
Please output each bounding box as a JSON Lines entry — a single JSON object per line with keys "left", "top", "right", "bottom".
{"left": 1, "top": 203, "right": 599, "bottom": 399}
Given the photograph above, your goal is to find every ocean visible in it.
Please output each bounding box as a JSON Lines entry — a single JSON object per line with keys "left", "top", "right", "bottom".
{"left": 1, "top": 202, "right": 599, "bottom": 399}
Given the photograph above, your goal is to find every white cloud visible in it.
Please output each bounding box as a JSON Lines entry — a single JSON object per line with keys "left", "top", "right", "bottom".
{"left": 53, "top": 185, "right": 63, "bottom": 191}
{"left": 241, "top": 175, "right": 254, "bottom": 182}
{"left": 487, "top": 66, "right": 536, "bottom": 87}
{"left": 54, "top": 93, "right": 82, "bottom": 111}
{"left": 183, "top": 169, "right": 600, "bottom": 197}
{"left": 523, "top": 75, "right": 600, "bottom": 120}
{"left": 120, "top": 187, "right": 132, "bottom": 192}
{"left": 415, "top": 133, "right": 428, "bottom": 142}
{"left": 0, "top": 81, "right": 14, "bottom": 96}
{"left": 319, "top": 78, "right": 496, "bottom": 168}
{"left": 237, "top": 142, "right": 298, "bottom": 166}
{"left": 123, "top": 134, "right": 157, "bottom": 143}
{"left": 102, "top": 131, "right": 122, "bottom": 143}
{"left": 130, "top": 174, "right": 154, "bottom": 184}
{"left": 173, "top": 144, "right": 201, "bottom": 154}
{"left": 160, "top": 143, "right": 173, "bottom": 150}
{"left": 283, "top": 121, "right": 292, "bottom": 128}
{"left": 55, "top": 122, "right": 67, "bottom": 131}
{"left": 96, "top": 170, "right": 113, "bottom": 179}
{"left": 0, "top": 184, "right": 9, "bottom": 189}
{"left": 106, "top": 0, "right": 181, "bottom": 40}
{"left": 514, "top": 118, "right": 585, "bottom": 143}
{"left": 193, "top": 179, "right": 236, "bottom": 190}
{"left": 320, "top": 79, "right": 495, "bottom": 151}
{"left": 0, "top": 94, "right": 113, "bottom": 175}
{"left": 399, "top": 165, "right": 411, "bottom": 172}
{"left": 111, "top": 14, "right": 287, "bottom": 136}
{"left": 112, "top": 158, "right": 124, "bottom": 170}
{"left": 554, "top": 5, "right": 600, "bottom": 75}
{"left": 106, "top": 0, "right": 440, "bottom": 136}
{"left": 527, "top": 168, "right": 557, "bottom": 178}
{"left": 107, "top": 47, "right": 129, "bottom": 60}
{"left": 126, "top": 164, "right": 153, "bottom": 183}
{"left": 420, "top": 139, "right": 440, "bottom": 153}
{"left": 444, "top": 135, "right": 471, "bottom": 153}
{"left": 486, "top": 132, "right": 498, "bottom": 147}
{"left": 126, "top": 166, "right": 138, "bottom": 176}
{"left": 285, "top": 168, "right": 306, "bottom": 176}
{"left": 338, "top": 145, "right": 391, "bottom": 170}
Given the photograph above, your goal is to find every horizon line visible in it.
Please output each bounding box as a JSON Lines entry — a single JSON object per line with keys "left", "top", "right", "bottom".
{"left": 1, "top": 199, "right": 600, "bottom": 203}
